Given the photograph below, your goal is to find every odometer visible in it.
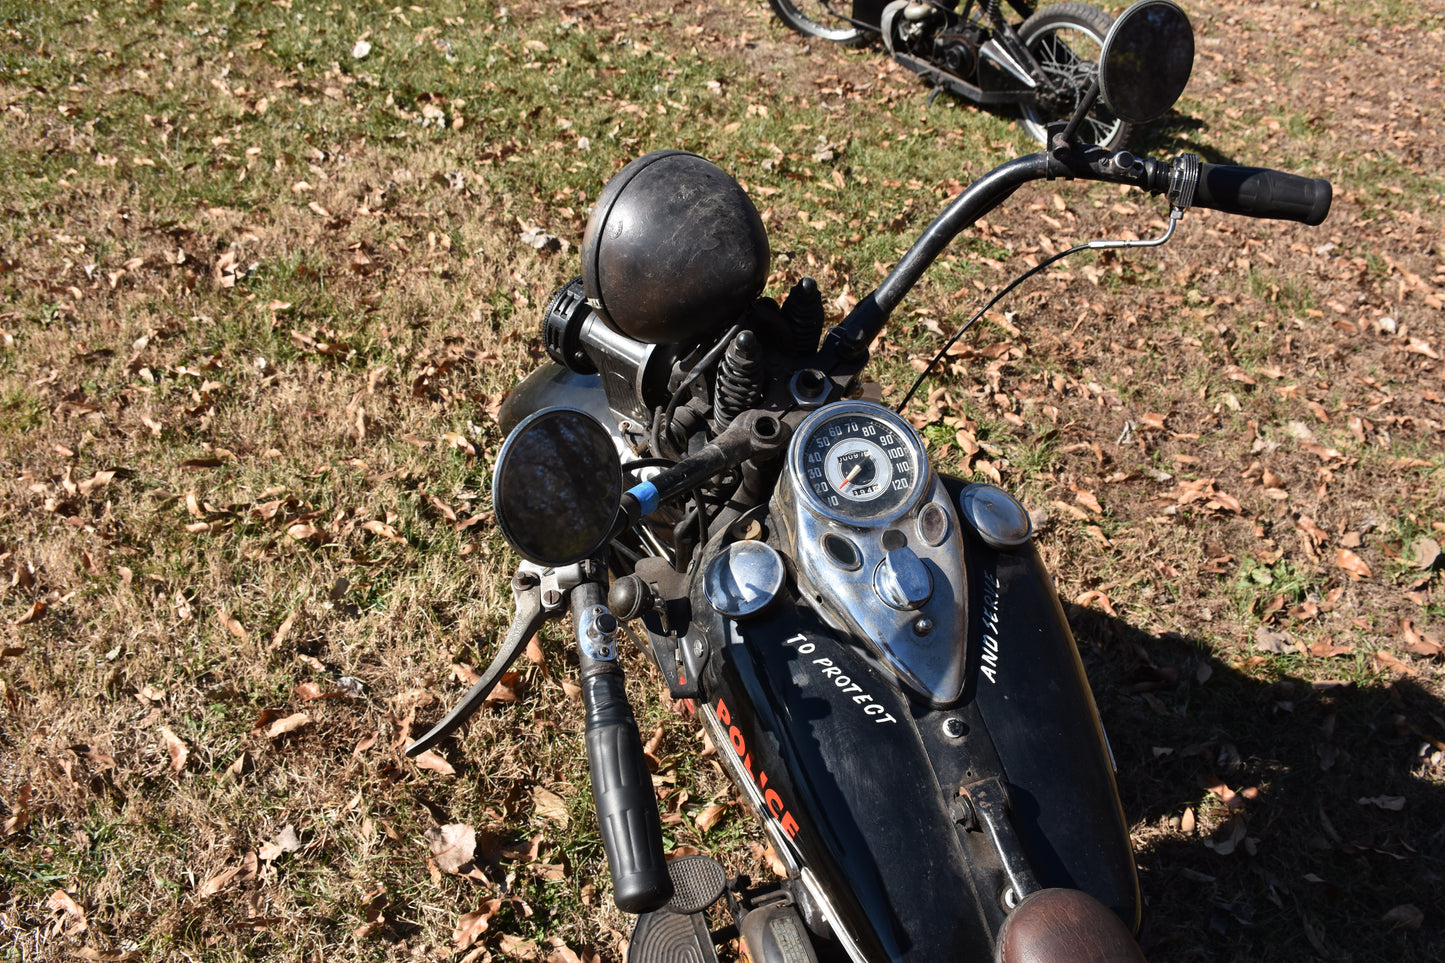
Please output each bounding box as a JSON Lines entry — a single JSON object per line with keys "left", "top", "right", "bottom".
{"left": 795, "top": 403, "right": 926, "bottom": 523}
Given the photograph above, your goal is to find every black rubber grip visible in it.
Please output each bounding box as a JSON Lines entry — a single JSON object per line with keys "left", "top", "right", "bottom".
{"left": 583, "top": 671, "right": 673, "bottom": 913}
{"left": 1193, "top": 165, "right": 1332, "bottom": 225}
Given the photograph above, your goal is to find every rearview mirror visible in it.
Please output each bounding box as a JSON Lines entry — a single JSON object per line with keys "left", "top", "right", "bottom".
{"left": 492, "top": 407, "right": 622, "bottom": 566}
{"left": 1098, "top": 0, "right": 1194, "bottom": 125}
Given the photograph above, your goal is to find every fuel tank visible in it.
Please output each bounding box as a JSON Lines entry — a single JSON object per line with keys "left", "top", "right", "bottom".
{"left": 685, "top": 477, "right": 1139, "bottom": 961}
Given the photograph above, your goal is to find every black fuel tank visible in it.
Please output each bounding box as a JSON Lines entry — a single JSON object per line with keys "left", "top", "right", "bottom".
{"left": 689, "top": 482, "right": 1138, "bottom": 960}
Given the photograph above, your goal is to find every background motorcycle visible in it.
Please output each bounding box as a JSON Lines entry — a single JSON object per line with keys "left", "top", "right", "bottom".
{"left": 408, "top": 3, "right": 1330, "bottom": 960}
{"left": 768, "top": 0, "right": 1135, "bottom": 150}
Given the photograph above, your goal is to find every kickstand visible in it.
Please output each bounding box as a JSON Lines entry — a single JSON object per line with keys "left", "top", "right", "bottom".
{"left": 405, "top": 564, "right": 574, "bottom": 757}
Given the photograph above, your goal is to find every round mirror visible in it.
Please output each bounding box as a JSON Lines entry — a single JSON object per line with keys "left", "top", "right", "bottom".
{"left": 1098, "top": 0, "right": 1194, "bottom": 125}
{"left": 492, "top": 407, "right": 622, "bottom": 566}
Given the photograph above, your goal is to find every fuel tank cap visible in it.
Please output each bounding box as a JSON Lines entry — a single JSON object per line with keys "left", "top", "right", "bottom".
{"left": 704, "top": 539, "right": 785, "bottom": 619}
{"left": 959, "top": 485, "right": 1033, "bottom": 549}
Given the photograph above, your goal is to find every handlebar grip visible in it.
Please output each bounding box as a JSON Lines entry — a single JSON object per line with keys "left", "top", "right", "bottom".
{"left": 1193, "top": 164, "right": 1332, "bottom": 225}
{"left": 583, "top": 671, "right": 674, "bottom": 914}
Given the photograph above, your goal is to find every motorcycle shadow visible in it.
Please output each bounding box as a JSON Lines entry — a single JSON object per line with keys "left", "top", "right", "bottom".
{"left": 1065, "top": 603, "right": 1445, "bottom": 962}
{"left": 1117, "top": 113, "right": 1240, "bottom": 168}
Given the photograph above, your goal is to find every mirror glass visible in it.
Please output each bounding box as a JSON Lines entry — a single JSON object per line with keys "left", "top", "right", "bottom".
{"left": 492, "top": 407, "right": 622, "bottom": 566}
{"left": 1098, "top": 0, "right": 1194, "bottom": 125}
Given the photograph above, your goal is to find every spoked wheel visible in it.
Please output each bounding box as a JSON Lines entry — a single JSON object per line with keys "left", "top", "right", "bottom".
{"left": 768, "top": 0, "right": 870, "bottom": 47}
{"left": 1017, "top": 3, "right": 1132, "bottom": 151}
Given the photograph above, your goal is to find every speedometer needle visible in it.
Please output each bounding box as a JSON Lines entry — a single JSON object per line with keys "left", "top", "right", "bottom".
{"left": 837, "top": 463, "right": 864, "bottom": 491}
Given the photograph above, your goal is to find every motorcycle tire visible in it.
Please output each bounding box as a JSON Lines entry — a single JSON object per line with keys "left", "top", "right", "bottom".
{"left": 1016, "top": 2, "right": 1133, "bottom": 151}
{"left": 768, "top": 0, "right": 870, "bottom": 47}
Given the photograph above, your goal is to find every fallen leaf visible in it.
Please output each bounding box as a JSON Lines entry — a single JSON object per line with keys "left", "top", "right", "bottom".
{"left": 1411, "top": 537, "right": 1442, "bottom": 571}
{"left": 426, "top": 823, "right": 477, "bottom": 874}
{"left": 13, "top": 599, "right": 47, "bottom": 625}
{"left": 74, "top": 949, "right": 141, "bottom": 962}
{"left": 199, "top": 864, "right": 242, "bottom": 897}
{"left": 294, "top": 681, "right": 329, "bottom": 701}
{"left": 454, "top": 898, "right": 503, "bottom": 950}
{"left": 532, "top": 786, "right": 571, "bottom": 827}
{"left": 1381, "top": 904, "right": 1424, "bottom": 929}
{"left": 362, "top": 519, "right": 407, "bottom": 544}
{"left": 1254, "top": 628, "right": 1295, "bottom": 655}
{"left": 1334, "top": 547, "right": 1372, "bottom": 580}
{"left": 217, "top": 609, "right": 248, "bottom": 640}
{"left": 414, "top": 750, "right": 457, "bottom": 776}
{"left": 266, "top": 712, "right": 312, "bottom": 738}
{"left": 546, "top": 939, "right": 585, "bottom": 963}
{"left": 259, "top": 824, "right": 302, "bottom": 861}
{"left": 47, "top": 888, "right": 86, "bottom": 923}
{"left": 158, "top": 726, "right": 188, "bottom": 772}
{"left": 1357, "top": 795, "right": 1406, "bottom": 811}
{"left": 1204, "top": 814, "right": 1248, "bottom": 855}
{"left": 695, "top": 802, "right": 728, "bottom": 832}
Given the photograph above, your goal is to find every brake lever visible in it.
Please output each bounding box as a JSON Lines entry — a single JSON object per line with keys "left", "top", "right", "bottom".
{"left": 405, "top": 563, "right": 579, "bottom": 757}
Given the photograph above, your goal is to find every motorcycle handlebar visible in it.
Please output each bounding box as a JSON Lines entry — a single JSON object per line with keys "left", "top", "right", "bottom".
{"left": 1191, "top": 164, "right": 1332, "bottom": 226}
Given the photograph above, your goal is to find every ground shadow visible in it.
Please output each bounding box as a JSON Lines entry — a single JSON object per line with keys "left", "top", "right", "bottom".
{"left": 1063, "top": 603, "right": 1445, "bottom": 962}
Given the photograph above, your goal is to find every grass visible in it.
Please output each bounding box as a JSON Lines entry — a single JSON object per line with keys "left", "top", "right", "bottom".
{"left": 2, "top": 0, "right": 1443, "bottom": 961}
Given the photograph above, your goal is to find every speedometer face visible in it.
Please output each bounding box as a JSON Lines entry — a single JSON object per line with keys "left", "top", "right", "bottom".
{"left": 797, "top": 403, "right": 924, "bottom": 522}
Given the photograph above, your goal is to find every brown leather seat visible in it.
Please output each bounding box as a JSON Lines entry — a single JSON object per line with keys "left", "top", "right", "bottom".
{"left": 995, "top": 888, "right": 1146, "bottom": 963}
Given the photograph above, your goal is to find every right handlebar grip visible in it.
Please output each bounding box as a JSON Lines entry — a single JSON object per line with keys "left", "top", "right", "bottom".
{"left": 583, "top": 671, "right": 674, "bottom": 914}
{"left": 1193, "top": 164, "right": 1332, "bottom": 226}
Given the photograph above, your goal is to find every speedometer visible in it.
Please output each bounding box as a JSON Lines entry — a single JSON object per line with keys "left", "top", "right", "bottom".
{"left": 794, "top": 402, "right": 926, "bottom": 523}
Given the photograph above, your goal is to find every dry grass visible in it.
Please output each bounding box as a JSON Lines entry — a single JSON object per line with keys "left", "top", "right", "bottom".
{"left": 2, "top": 0, "right": 1443, "bottom": 961}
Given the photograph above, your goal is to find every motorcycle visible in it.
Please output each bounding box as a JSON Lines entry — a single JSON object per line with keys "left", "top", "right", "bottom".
{"left": 407, "top": 3, "right": 1332, "bottom": 960}
{"left": 769, "top": 0, "right": 1138, "bottom": 151}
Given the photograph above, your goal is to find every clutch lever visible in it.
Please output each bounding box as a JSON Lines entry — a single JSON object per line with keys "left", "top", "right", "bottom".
{"left": 405, "top": 562, "right": 582, "bottom": 757}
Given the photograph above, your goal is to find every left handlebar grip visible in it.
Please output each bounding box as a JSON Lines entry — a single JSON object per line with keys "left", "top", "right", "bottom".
{"left": 583, "top": 671, "right": 674, "bottom": 914}
{"left": 1192, "top": 164, "right": 1332, "bottom": 226}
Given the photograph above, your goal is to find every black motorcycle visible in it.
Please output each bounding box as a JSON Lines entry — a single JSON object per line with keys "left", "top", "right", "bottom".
{"left": 408, "top": 3, "right": 1331, "bottom": 960}
{"left": 770, "top": 0, "right": 1137, "bottom": 150}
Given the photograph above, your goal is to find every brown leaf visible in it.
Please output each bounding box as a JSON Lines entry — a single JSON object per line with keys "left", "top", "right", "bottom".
{"left": 547, "top": 939, "right": 585, "bottom": 963}
{"left": 361, "top": 519, "right": 407, "bottom": 544}
{"left": 259, "top": 824, "right": 302, "bottom": 861}
{"left": 74, "top": 949, "right": 141, "bottom": 962}
{"left": 427, "top": 823, "right": 478, "bottom": 874}
{"left": 1073, "top": 590, "right": 1117, "bottom": 618}
{"left": 199, "top": 864, "right": 242, "bottom": 897}
{"left": 1381, "top": 904, "right": 1424, "bottom": 930}
{"left": 1373, "top": 650, "right": 1416, "bottom": 676}
{"left": 1411, "top": 537, "right": 1442, "bottom": 571}
{"left": 13, "top": 599, "right": 48, "bottom": 625}
{"left": 695, "top": 802, "right": 728, "bottom": 833}
{"left": 532, "top": 786, "right": 571, "bottom": 827}
{"left": 1254, "top": 628, "right": 1295, "bottom": 654}
{"left": 414, "top": 750, "right": 457, "bottom": 776}
{"left": 453, "top": 898, "right": 503, "bottom": 950}
{"left": 47, "top": 888, "right": 86, "bottom": 921}
{"left": 266, "top": 712, "right": 312, "bottom": 738}
{"left": 271, "top": 610, "right": 298, "bottom": 651}
{"left": 217, "top": 609, "right": 248, "bottom": 640}
{"left": 1334, "top": 547, "right": 1372, "bottom": 580}
{"left": 752, "top": 840, "right": 789, "bottom": 878}
{"left": 158, "top": 726, "right": 189, "bottom": 772}
{"left": 1204, "top": 814, "right": 1248, "bottom": 855}
{"left": 294, "top": 681, "right": 329, "bottom": 701}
